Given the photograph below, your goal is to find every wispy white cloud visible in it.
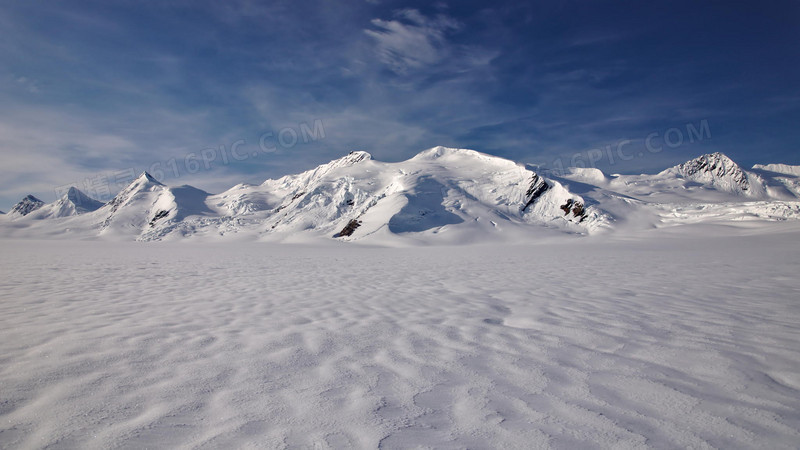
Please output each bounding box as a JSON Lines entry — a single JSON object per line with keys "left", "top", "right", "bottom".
{"left": 365, "top": 9, "right": 460, "bottom": 74}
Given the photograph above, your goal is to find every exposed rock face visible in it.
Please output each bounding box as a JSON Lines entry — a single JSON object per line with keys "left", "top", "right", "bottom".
{"left": 560, "top": 199, "right": 586, "bottom": 222}
{"left": 337, "top": 219, "right": 362, "bottom": 237}
{"left": 521, "top": 174, "right": 549, "bottom": 212}
{"left": 10, "top": 195, "right": 44, "bottom": 216}
{"left": 675, "top": 153, "right": 752, "bottom": 193}
{"left": 149, "top": 210, "right": 170, "bottom": 227}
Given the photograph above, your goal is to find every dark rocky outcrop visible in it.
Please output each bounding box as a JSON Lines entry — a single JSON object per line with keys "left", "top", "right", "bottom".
{"left": 521, "top": 174, "right": 549, "bottom": 212}
{"left": 149, "top": 210, "right": 170, "bottom": 227}
{"left": 10, "top": 195, "right": 44, "bottom": 216}
{"left": 336, "top": 219, "right": 362, "bottom": 237}
{"left": 560, "top": 199, "right": 586, "bottom": 222}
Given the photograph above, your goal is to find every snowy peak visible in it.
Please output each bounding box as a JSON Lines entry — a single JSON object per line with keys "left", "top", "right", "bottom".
{"left": 676, "top": 152, "right": 743, "bottom": 180}
{"left": 261, "top": 152, "right": 372, "bottom": 189}
{"left": 339, "top": 151, "right": 371, "bottom": 165}
{"left": 97, "top": 171, "right": 170, "bottom": 233}
{"left": 672, "top": 152, "right": 759, "bottom": 196}
{"left": 112, "top": 172, "right": 165, "bottom": 202}
{"left": 10, "top": 195, "right": 45, "bottom": 216}
{"left": 413, "top": 146, "right": 471, "bottom": 159}
{"left": 64, "top": 187, "right": 104, "bottom": 213}
{"left": 316, "top": 151, "right": 372, "bottom": 172}
{"left": 136, "top": 171, "right": 164, "bottom": 186}
{"left": 411, "top": 146, "right": 508, "bottom": 165}
{"left": 26, "top": 187, "right": 104, "bottom": 219}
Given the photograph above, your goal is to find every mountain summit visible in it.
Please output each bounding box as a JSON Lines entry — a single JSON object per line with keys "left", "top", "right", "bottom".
{"left": 668, "top": 152, "right": 764, "bottom": 196}
{"left": 27, "top": 187, "right": 104, "bottom": 219}
{"left": 10, "top": 195, "right": 45, "bottom": 216}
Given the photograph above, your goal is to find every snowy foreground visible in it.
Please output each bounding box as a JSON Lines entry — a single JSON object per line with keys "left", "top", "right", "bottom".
{"left": 2, "top": 225, "right": 800, "bottom": 448}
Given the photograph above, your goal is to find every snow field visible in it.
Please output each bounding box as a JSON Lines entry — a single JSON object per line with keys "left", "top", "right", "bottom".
{"left": 1, "top": 229, "right": 799, "bottom": 448}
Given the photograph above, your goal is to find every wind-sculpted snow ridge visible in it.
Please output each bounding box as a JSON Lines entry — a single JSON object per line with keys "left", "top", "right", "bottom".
{"left": 2, "top": 148, "right": 800, "bottom": 243}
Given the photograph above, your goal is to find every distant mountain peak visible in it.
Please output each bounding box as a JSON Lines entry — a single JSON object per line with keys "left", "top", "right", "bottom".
{"left": 22, "top": 194, "right": 42, "bottom": 202}
{"left": 345, "top": 150, "right": 371, "bottom": 162}
{"left": 327, "top": 151, "right": 372, "bottom": 168}
{"left": 673, "top": 152, "right": 756, "bottom": 195}
{"left": 10, "top": 195, "right": 45, "bottom": 216}
{"left": 677, "top": 152, "right": 740, "bottom": 176}
{"left": 61, "top": 187, "right": 103, "bottom": 213}
{"left": 137, "top": 171, "right": 164, "bottom": 185}
{"left": 65, "top": 186, "right": 83, "bottom": 203}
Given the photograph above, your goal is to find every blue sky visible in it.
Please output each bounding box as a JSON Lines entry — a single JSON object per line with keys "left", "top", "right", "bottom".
{"left": 1, "top": 0, "right": 799, "bottom": 208}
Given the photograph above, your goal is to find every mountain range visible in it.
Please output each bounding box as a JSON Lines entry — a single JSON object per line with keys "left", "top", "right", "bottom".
{"left": 2, "top": 148, "right": 799, "bottom": 244}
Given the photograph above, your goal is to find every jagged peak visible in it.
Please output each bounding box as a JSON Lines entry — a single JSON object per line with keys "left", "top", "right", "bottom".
{"left": 10, "top": 194, "right": 45, "bottom": 216}
{"left": 21, "top": 194, "right": 43, "bottom": 203}
{"left": 676, "top": 152, "right": 740, "bottom": 174}
{"left": 670, "top": 152, "right": 757, "bottom": 194}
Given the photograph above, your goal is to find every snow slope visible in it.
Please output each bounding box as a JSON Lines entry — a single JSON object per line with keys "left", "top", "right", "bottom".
{"left": 1, "top": 225, "right": 799, "bottom": 448}
{"left": 753, "top": 163, "right": 800, "bottom": 177}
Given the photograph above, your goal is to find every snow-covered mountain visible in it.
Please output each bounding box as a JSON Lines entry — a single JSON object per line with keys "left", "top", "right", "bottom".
{"left": 9, "top": 195, "right": 45, "bottom": 217}
{"left": 750, "top": 162, "right": 800, "bottom": 199}
{"left": 2, "top": 148, "right": 799, "bottom": 243}
{"left": 26, "top": 187, "right": 104, "bottom": 219}
{"left": 666, "top": 152, "right": 763, "bottom": 196}
{"left": 92, "top": 172, "right": 215, "bottom": 239}
{"left": 206, "top": 147, "right": 606, "bottom": 244}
